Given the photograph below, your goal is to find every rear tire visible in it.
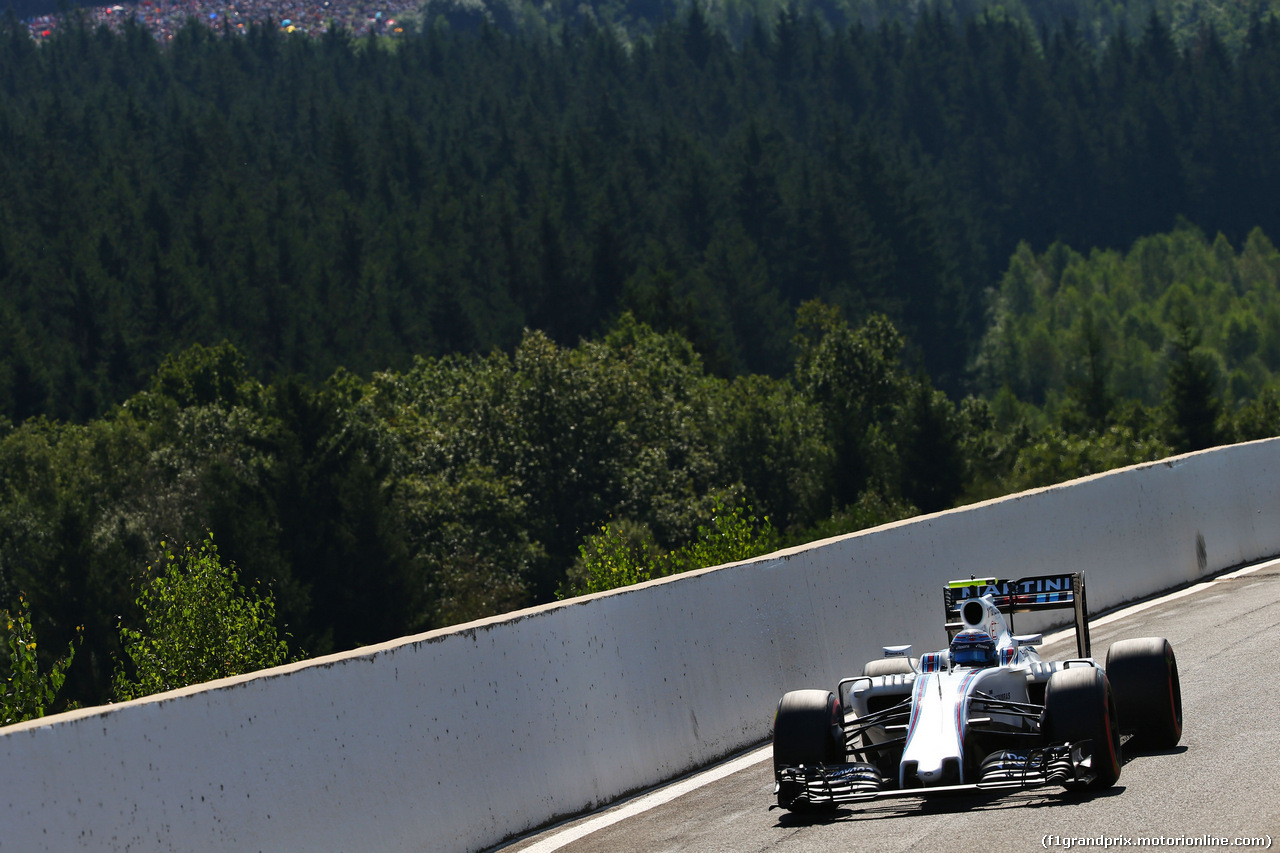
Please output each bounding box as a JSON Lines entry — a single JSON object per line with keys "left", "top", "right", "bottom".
{"left": 1106, "top": 637, "right": 1182, "bottom": 750}
{"left": 862, "top": 657, "right": 917, "bottom": 677}
{"left": 773, "top": 689, "right": 842, "bottom": 810}
{"left": 1042, "top": 666, "right": 1122, "bottom": 790}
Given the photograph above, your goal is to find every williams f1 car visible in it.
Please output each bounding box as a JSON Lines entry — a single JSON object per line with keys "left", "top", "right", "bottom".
{"left": 771, "top": 572, "right": 1182, "bottom": 810}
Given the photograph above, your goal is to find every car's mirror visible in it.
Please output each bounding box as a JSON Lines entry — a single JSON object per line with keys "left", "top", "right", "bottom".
{"left": 1012, "top": 633, "right": 1043, "bottom": 647}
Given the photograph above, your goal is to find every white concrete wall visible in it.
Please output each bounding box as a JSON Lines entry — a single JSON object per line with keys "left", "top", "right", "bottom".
{"left": 3, "top": 439, "right": 1280, "bottom": 853}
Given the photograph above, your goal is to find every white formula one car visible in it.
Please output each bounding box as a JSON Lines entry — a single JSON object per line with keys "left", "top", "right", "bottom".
{"left": 771, "top": 572, "right": 1182, "bottom": 810}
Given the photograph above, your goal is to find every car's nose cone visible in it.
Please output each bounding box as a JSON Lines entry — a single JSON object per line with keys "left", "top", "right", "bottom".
{"left": 916, "top": 764, "right": 947, "bottom": 784}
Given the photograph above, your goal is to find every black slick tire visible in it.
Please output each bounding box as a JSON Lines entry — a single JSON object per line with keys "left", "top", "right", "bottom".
{"left": 1105, "top": 637, "right": 1182, "bottom": 749}
{"left": 772, "top": 689, "right": 842, "bottom": 810}
{"left": 1042, "top": 665, "right": 1122, "bottom": 790}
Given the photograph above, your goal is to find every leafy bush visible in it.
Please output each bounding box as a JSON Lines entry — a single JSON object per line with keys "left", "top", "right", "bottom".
{"left": 563, "top": 497, "right": 778, "bottom": 596}
{"left": 679, "top": 498, "right": 780, "bottom": 573}
{"left": 567, "top": 519, "right": 662, "bottom": 595}
{"left": 2, "top": 595, "right": 78, "bottom": 726}
{"left": 112, "top": 534, "right": 292, "bottom": 702}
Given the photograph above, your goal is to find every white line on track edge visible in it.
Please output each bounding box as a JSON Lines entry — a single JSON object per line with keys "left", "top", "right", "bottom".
{"left": 1042, "top": 556, "right": 1280, "bottom": 645}
{"left": 509, "top": 745, "right": 773, "bottom": 853}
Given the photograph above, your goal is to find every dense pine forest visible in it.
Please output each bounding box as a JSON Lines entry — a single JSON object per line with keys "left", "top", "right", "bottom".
{"left": 425, "top": 0, "right": 1280, "bottom": 57}
{"left": 9, "top": 9, "right": 1280, "bottom": 417}
{"left": 6, "top": 8, "right": 1280, "bottom": 707}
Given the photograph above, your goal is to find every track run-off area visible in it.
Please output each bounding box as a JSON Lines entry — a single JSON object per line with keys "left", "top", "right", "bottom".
{"left": 496, "top": 559, "right": 1280, "bottom": 853}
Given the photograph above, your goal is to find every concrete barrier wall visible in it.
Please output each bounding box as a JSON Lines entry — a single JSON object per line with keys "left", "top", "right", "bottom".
{"left": 4, "top": 439, "right": 1280, "bottom": 853}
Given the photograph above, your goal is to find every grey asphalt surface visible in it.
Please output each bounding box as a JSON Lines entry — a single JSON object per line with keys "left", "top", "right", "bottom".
{"left": 497, "top": 560, "right": 1280, "bottom": 853}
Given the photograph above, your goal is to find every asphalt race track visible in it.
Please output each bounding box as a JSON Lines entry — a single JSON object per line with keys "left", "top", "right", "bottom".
{"left": 496, "top": 560, "right": 1280, "bottom": 853}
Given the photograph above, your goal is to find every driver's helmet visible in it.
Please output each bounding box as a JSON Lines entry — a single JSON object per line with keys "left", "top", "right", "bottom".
{"left": 950, "top": 629, "right": 997, "bottom": 668}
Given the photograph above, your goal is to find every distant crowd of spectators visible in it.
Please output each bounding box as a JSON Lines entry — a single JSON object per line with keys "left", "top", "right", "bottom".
{"left": 24, "top": 0, "right": 421, "bottom": 41}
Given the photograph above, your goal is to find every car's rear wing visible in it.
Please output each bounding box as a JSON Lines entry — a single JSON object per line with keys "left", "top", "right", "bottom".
{"left": 943, "top": 572, "right": 1091, "bottom": 658}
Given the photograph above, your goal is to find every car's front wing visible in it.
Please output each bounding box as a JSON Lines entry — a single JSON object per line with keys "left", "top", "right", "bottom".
{"left": 775, "top": 741, "right": 1100, "bottom": 808}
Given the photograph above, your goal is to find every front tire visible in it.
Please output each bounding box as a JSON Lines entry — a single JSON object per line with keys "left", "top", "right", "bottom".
{"left": 1106, "top": 637, "right": 1182, "bottom": 750}
{"left": 1042, "top": 666, "right": 1122, "bottom": 790}
{"left": 772, "top": 689, "right": 842, "bottom": 810}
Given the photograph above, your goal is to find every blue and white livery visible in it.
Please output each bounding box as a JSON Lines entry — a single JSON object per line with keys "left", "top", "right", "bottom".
{"left": 771, "top": 572, "right": 1183, "bottom": 810}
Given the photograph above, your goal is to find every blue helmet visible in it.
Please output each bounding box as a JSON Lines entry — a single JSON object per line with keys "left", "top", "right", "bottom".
{"left": 950, "top": 629, "right": 997, "bottom": 668}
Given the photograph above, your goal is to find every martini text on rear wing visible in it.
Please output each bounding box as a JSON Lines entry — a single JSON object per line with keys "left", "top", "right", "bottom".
{"left": 943, "top": 572, "right": 1091, "bottom": 658}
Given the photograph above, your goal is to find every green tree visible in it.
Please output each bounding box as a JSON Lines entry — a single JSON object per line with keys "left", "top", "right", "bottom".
{"left": 261, "top": 378, "right": 419, "bottom": 654}
{"left": 1230, "top": 387, "right": 1280, "bottom": 441}
{"left": 564, "top": 519, "right": 661, "bottom": 596}
{"left": 1003, "top": 424, "right": 1170, "bottom": 492}
{"left": 0, "top": 413, "right": 155, "bottom": 708}
{"left": 1163, "top": 317, "right": 1224, "bottom": 452}
{"left": 713, "top": 372, "right": 833, "bottom": 533}
{"left": 2, "top": 595, "right": 79, "bottom": 725}
{"left": 112, "top": 534, "right": 292, "bottom": 701}
{"left": 562, "top": 497, "right": 778, "bottom": 596}
{"left": 1064, "top": 306, "right": 1115, "bottom": 431}
{"left": 679, "top": 496, "right": 779, "bottom": 572}
{"left": 892, "top": 377, "right": 966, "bottom": 513}
{"left": 792, "top": 302, "right": 908, "bottom": 507}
